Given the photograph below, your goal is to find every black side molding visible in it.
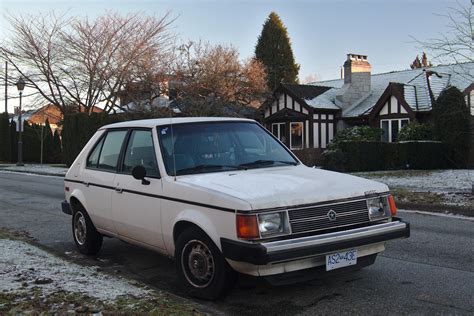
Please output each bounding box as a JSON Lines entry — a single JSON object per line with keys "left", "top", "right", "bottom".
{"left": 61, "top": 200, "right": 72, "bottom": 215}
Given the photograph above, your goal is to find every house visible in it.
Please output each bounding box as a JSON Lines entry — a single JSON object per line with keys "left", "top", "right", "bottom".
{"left": 12, "top": 104, "right": 103, "bottom": 133}
{"left": 262, "top": 54, "right": 474, "bottom": 155}
{"left": 117, "top": 78, "right": 179, "bottom": 112}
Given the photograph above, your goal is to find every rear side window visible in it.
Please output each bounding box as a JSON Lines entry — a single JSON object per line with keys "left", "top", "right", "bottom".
{"left": 122, "top": 130, "right": 160, "bottom": 177}
{"left": 86, "top": 136, "right": 105, "bottom": 168}
{"left": 97, "top": 130, "right": 128, "bottom": 171}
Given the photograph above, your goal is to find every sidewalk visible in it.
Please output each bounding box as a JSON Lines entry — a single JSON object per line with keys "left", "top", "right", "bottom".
{"left": 0, "top": 164, "right": 68, "bottom": 177}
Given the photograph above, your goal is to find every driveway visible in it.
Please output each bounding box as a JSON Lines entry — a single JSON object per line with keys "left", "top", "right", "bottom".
{"left": 0, "top": 172, "right": 473, "bottom": 315}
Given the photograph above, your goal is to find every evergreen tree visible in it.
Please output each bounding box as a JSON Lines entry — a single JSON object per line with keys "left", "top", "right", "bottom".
{"left": 0, "top": 113, "right": 11, "bottom": 162}
{"left": 255, "top": 12, "right": 300, "bottom": 90}
{"left": 43, "top": 119, "right": 54, "bottom": 163}
{"left": 51, "top": 129, "right": 62, "bottom": 164}
{"left": 10, "top": 120, "right": 17, "bottom": 162}
{"left": 23, "top": 122, "right": 41, "bottom": 162}
{"left": 432, "top": 86, "right": 470, "bottom": 167}
{"left": 410, "top": 52, "right": 432, "bottom": 69}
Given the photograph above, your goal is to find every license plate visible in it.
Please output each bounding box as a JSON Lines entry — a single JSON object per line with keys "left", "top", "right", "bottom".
{"left": 326, "top": 249, "right": 357, "bottom": 271}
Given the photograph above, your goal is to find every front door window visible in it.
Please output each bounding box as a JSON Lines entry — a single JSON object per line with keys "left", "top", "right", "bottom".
{"left": 122, "top": 130, "right": 160, "bottom": 177}
{"left": 290, "top": 122, "right": 303, "bottom": 150}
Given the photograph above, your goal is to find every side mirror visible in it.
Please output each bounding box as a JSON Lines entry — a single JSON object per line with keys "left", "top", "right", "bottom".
{"left": 132, "top": 166, "right": 150, "bottom": 185}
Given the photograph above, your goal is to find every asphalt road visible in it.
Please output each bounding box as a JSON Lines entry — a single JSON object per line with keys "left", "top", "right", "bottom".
{"left": 0, "top": 171, "right": 473, "bottom": 315}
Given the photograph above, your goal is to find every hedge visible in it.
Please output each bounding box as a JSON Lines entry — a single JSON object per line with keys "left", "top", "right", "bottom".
{"left": 0, "top": 113, "right": 11, "bottom": 162}
{"left": 61, "top": 111, "right": 175, "bottom": 166}
{"left": 321, "top": 141, "right": 448, "bottom": 172}
{"left": 62, "top": 112, "right": 110, "bottom": 166}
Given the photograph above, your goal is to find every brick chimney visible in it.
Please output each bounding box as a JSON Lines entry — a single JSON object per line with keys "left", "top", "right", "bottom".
{"left": 336, "top": 54, "right": 371, "bottom": 107}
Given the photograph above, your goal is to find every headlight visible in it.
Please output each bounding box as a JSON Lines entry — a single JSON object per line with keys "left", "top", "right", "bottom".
{"left": 367, "top": 196, "right": 390, "bottom": 221}
{"left": 257, "top": 212, "right": 290, "bottom": 237}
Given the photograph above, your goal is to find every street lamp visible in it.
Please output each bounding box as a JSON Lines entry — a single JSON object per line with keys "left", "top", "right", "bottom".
{"left": 16, "top": 77, "right": 25, "bottom": 166}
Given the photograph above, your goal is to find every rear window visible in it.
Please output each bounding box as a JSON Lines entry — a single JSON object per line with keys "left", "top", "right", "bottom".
{"left": 86, "top": 136, "right": 105, "bottom": 168}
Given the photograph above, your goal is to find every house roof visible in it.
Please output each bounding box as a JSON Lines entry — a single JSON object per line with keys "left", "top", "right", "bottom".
{"left": 281, "top": 83, "right": 331, "bottom": 100}
{"left": 311, "top": 62, "right": 474, "bottom": 117}
{"left": 279, "top": 83, "right": 340, "bottom": 110}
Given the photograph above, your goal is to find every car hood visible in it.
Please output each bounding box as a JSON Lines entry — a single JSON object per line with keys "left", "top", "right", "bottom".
{"left": 176, "top": 165, "right": 389, "bottom": 210}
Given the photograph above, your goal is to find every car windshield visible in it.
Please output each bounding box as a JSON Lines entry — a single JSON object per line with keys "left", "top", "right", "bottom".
{"left": 157, "top": 121, "right": 298, "bottom": 176}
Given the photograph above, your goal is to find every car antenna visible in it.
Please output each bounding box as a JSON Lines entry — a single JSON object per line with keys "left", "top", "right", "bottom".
{"left": 169, "top": 107, "right": 177, "bottom": 181}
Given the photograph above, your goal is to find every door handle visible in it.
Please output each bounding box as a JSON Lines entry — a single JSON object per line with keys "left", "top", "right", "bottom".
{"left": 115, "top": 187, "right": 123, "bottom": 194}
{"left": 83, "top": 182, "right": 90, "bottom": 187}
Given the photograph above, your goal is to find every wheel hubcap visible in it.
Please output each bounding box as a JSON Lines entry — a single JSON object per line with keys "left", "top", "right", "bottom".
{"left": 181, "top": 240, "right": 215, "bottom": 288}
{"left": 74, "top": 212, "right": 87, "bottom": 246}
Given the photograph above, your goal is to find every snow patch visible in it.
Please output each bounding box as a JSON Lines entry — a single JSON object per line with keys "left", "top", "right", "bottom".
{"left": 0, "top": 239, "right": 150, "bottom": 301}
{"left": 357, "top": 170, "right": 474, "bottom": 193}
{"left": 0, "top": 165, "right": 68, "bottom": 176}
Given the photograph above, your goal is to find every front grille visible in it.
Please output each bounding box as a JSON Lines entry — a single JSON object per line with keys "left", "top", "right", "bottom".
{"left": 288, "top": 198, "right": 370, "bottom": 234}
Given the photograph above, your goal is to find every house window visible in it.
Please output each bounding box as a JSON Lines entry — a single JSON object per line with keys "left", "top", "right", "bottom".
{"left": 271, "top": 123, "right": 287, "bottom": 143}
{"left": 381, "top": 119, "right": 409, "bottom": 142}
{"left": 290, "top": 122, "right": 303, "bottom": 150}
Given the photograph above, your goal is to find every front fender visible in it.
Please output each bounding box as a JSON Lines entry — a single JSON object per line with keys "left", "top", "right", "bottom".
{"left": 169, "top": 209, "right": 223, "bottom": 255}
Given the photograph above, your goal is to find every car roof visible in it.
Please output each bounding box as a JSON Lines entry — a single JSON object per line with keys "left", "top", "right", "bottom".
{"left": 99, "top": 117, "right": 256, "bottom": 130}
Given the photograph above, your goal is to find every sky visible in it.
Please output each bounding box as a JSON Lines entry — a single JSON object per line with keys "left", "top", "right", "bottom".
{"left": 0, "top": 0, "right": 464, "bottom": 112}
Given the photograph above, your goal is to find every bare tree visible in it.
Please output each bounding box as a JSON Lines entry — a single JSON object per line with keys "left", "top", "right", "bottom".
{"left": 171, "top": 41, "right": 269, "bottom": 116}
{"left": 302, "top": 73, "right": 320, "bottom": 84}
{"left": 415, "top": 1, "right": 473, "bottom": 79}
{"left": 0, "top": 11, "right": 175, "bottom": 114}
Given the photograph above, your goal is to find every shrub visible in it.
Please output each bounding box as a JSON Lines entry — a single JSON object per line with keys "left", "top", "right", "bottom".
{"left": 398, "top": 122, "right": 433, "bottom": 141}
{"left": 330, "top": 126, "right": 382, "bottom": 148}
{"left": 432, "top": 86, "right": 470, "bottom": 167}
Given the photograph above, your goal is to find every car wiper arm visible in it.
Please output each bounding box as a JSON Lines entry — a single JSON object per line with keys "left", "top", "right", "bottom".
{"left": 238, "top": 160, "right": 298, "bottom": 168}
{"left": 175, "top": 164, "right": 244, "bottom": 175}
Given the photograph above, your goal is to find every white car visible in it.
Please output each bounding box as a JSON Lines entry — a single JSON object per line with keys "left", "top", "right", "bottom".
{"left": 62, "top": 117, "right": 410, "bottom": 299}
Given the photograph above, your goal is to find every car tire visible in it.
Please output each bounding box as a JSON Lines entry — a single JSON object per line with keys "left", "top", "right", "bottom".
{"left": 175, "top": 227, "right": 236, "bottom": 300}
{"left": 72, "top": 207, "right": 103, "bottom": 255}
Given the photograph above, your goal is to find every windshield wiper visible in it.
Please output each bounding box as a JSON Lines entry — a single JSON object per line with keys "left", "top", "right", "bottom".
{"left": 238, "top": 159, "right": 298, "bottom": 168}
{"left": 175, "top": 164, "right": 244, "bottom": 175}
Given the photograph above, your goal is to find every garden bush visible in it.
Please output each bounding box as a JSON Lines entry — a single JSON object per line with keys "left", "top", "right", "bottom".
{"left": 398, "top": 122, "right": 433, "bottom": 141}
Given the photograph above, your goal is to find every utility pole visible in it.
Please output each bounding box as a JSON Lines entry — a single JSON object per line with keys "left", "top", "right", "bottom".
{"left": 40, "top": 119, "right": 44, "bottom": 165}
{"left": 4, "top": 61, "right": 7, "bottom": 114}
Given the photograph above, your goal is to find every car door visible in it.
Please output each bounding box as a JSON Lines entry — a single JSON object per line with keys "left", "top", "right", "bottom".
{"left": 82, "top": 129, "right": 128, "bottom": 234}
{"left": 111, "top": 128, "right": 165, "bottom": 250}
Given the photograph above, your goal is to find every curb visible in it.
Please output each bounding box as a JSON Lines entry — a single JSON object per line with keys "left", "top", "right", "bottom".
{"left": 397, "top": 201, "right": 473, "bottom": 218}
{"left": 398, "top": 209, "right": 474, "bottom": 221}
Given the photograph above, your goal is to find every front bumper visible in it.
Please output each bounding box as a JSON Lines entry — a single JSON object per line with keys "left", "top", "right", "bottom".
{"left": 61, "top": 200, "right": 72, "bottom": 215}
{"left": 221, "top": 219, "right": 410, "bottom": 265}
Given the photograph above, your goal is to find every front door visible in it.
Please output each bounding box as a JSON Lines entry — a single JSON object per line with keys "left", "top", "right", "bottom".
{"left": 111, "top": 128, "right": 165, "bottom": 250}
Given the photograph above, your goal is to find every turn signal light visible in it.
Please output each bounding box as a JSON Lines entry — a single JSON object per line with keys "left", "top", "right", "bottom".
{"left": 388, "top": 195, "right": 397, "bottom": 216}
{"left": 236, "top": 214, "right": 259, "bottom": 239}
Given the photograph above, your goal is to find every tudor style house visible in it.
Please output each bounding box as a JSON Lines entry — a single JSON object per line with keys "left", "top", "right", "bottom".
{"left": 262, "top": 53, "right": 474, "bottom": 154}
